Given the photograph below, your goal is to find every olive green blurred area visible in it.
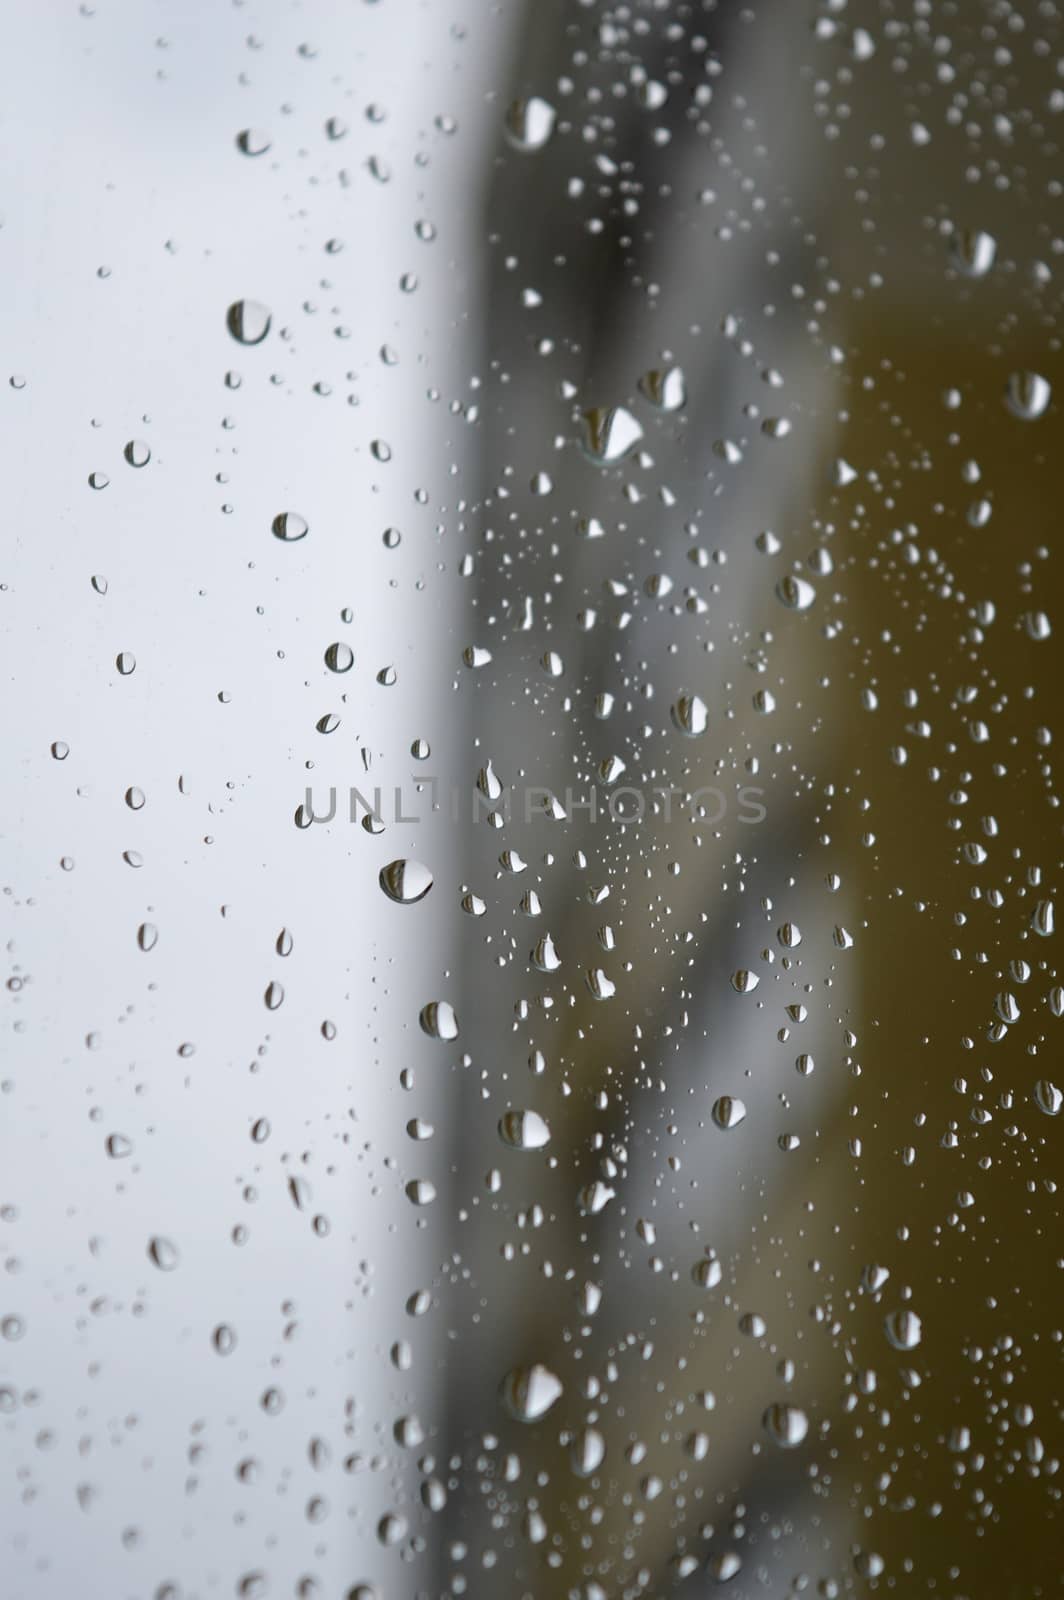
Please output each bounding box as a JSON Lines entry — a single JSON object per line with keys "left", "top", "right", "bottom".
{"left": 434, "top": 4, "right": 1064, "bottom": 1598}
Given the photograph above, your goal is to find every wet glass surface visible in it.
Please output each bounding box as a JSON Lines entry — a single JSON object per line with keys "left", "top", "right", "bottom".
{"left": 3, "top": 3, "right": 1064, "bottom": 1597}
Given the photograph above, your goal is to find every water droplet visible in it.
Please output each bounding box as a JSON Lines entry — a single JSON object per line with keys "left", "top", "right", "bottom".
{"left": 498, "top": 1109, "right": 551, "bottom": 1151}
{"left": 730, "top": 969, "right": 759, "bottom": 994}
{"left": 419, "top": 1000, "right": 459, "bottom": 1040}
{"left": 377, "top": 1512, "right": 407, "bottom": 1547}
{"left": 1005, "top": 370, "right": 1051, "bottom": 420}
{"left": 500, "top": 1362, "right": 563, "bottom": 1421}
{"left": 712, "top": 1096, "right": 746, "bottom": 1130}
{"left": 213, "top": 1323, "right": 237, "bottom": 1355}
{"left": 1034, "top": 1079, "right": 1063, "bottom": 1116}
{"left": 227, "top": 300, "right": 272, "bottom": 345}
{"left": 116, "top": 651, "right": 136, "bottom": 675}
{"left": 393, "top": 1413, "right": 424, "bottom": 1449}
{"left": 577, "top": 1180, "right": 615, "bottom": 1215}
{"left": 264, "top": 981, "right": 284, "bottom": 1010}
{"left": 124, "top": 439, "right": 150, "bottom": 467}
{"left": 639, "top": 365, "right": 686, "bottom": 410}
{"left": 531, "top": 933, "right": 561, "bottom": 972}
{"left": 236, "top": 129, "right": 271, "bottom": 156}
{"left": 775, "top": 574, "right": 816, "bottom": 611}
{"left": 148, "top": 1236, "right": 179, "bottom": 1271}
{"left": 692, "top": 1254, "right": 723, "bottom": 1289}
{"left": 708, "top": 1551, "right": 742, "bottom": 1583}
{"left": 137, "top": 923, "right": 158, "bottom": 952}
{"left": 762, "top": 1402, "right": 809, "bottom": 1448}
{"left": 272, "top": 511, "right": 308, "bottom": 542}
{"left": 504, "top": 96, "right": 556, "bottom": 151}
{"left": 106, "top": 1133, "right": 132, "bottom": 1158}
{"left": 571, "top": 1426, "right": 605, "bottom": 1476}
{"left": 324, "top": 642, "right": 354, "bottom": 673}
{"left": 884, "top": 1308, "right": 922, "bottom": 1350}
{"left": 671, "top": 693, "right": 708, "bottom": 737}
{"left": 379, "top": 859, "right": 433, "bottom": 905}
{"left": 951, "top": 227, "right": 996, "bottom": 277}
{"left": 581, "top": 405, "right": 643, "bottom": 465}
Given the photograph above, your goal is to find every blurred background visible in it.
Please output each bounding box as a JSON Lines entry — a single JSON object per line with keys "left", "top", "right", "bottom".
{"left": 2, "top": 2, "right": 1062, "bottom": 1598}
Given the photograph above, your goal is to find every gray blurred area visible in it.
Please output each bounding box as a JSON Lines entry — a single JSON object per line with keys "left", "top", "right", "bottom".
{"left": 2, "top": 3, "right": 1063, "bottom": 1600}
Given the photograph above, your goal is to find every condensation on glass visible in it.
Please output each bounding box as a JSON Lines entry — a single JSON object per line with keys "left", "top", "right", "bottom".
{"left": 1, "top": 2, "right": 1062, "bottom": 1598}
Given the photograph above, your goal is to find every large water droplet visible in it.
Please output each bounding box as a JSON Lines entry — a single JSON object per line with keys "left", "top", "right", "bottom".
{"left": 1034, "top": 1079, "right": 1063, "bottom": 1116}
{"left": 504, "top": 97, "right": 556, "bottom": 152}
{"left": 236, "top": 129, "right": 272, "bottom": 157}
{"left": 531, "top": 933, "right": 561, "bottom": 972}
{"left": 500, "top": 1362, "right": 563, "bottom": 1421}
{"left": 581, "top": 406, "right": 643, "bottom": 465}
{"left": 639, "top": 365, "right": 686, "bottom": 410}
{"left": 419, "top": 1000, "right": 459, "bottom": 1040}
{"left": 775, "top": 574, "right": 816, "bottom": 611}
{"left": 498, "top": 1109, "right": 551, "bottom": 1151}
{"left": 884, "top": 1307, "right": 922, "bottom": 1350}
{"left": 692, "top": 1254, "right": 723, "bottom": 1289}
{"left": 1005, "top": 370, "right": 1051, "bottom": 421}
{"left": 148, "top": 1236, "right": 179, "bottom": 1271}
{"left": 762, "top": 1402, "right": 809, "bottom": 1448}
{"left": 379, "top": 859, "right": 433, "bottom": 904}
{"left": 324, "top": 642, "right": 354, "bottom": 673}
{"left": 571, "top": 1427, "right": 606, "bottom": 1476}
{"left": 272, "top": 511, "right": 308, "bottom": 542}
{"left": 671, "top": 693, "right": 708, "bottom": 737}
{"left": 712, "top": 1096, "right": 746, "bottom": 1130}
{"left": 226, "top": 300, "right": 272, "bottom": 345}
{"left": 951, "top": 227, "right": 996, "bottom": 277}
